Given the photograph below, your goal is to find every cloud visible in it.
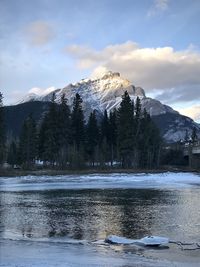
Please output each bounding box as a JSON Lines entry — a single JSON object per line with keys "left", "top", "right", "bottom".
{"left": 90, "top": 66, "right": 109, "bottom": 79}
{"left": 24, "top": 21, "right": 55, "bottom": 46}
{"left": 65, "top": 41, "right": 139, "bottom": 69}
{"left": 5, "top": 90, "right": 26, "bottom": 105}
{"left": 65, "top": 41, "right": 200, "bottom": 123}
{"left": 147, "top": 0, "right": 169, "bottom": 17}
{"left": 177, "top": 105, "right": 200, "bottom": 122}
{"left": 65, "top": 41, "right": 200, "bottom": 103}
{"left": 155, "top": 84, "right": 200, "bottom": 105}
{"left": 28, "top": 86, "right": 56, "bottom": 95}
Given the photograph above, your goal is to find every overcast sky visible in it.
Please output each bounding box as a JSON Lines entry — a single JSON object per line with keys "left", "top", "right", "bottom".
{"left": 0, "top": 0, "right": 200, "bottom": 122}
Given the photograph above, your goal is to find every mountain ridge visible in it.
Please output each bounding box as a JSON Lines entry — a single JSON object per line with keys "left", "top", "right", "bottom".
{"left": 11, "top": 71, "right": 200, "bottom": 142}
{"left": 17, "top": 71, "right": 177, "bottom": 116}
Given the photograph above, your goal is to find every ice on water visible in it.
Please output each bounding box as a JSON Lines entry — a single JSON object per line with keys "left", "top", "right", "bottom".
{"left": 0, "top": 172, "right": 200, "bottom": 192}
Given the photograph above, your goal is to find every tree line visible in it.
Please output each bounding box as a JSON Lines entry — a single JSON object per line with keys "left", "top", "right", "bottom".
{"left": 1, "top": 91, "right": 162, "bottom": 170}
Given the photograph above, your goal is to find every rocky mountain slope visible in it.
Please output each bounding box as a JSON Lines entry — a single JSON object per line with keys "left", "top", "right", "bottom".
{"left": 13, "top": 71, "right": 200, "bottom": 143}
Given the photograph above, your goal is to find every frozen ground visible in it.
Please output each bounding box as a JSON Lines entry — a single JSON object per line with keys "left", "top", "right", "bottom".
{"left": 1, "top": 236, "right": 199, "bottom": 267}
{"left": 0, "top": 239, "right": 173, "bottom": 267}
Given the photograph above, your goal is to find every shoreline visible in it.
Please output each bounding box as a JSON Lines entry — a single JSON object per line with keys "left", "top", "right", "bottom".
{"left": 1, "top": 238, "right": 200, "bottom": 267}
{"left": 0, "top": 166, "right": 199, "bottom": 177}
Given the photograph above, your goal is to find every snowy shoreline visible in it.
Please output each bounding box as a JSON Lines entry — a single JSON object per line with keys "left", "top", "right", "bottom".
{"left": 0, "top": 172, "right": 200, "bottom": 191}
{"left": 0, "top": 167, "right": 199, "bottom": 178}
{"left": 1, "top": 238, "right": 200, "bottom": 267}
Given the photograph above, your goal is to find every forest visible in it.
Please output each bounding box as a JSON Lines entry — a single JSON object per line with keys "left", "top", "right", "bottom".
{"left": 0, "top": 91, "right": 167, "bottom": 170}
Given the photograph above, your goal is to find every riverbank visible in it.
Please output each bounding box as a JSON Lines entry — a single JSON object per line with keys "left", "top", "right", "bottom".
{"left": 0, "top": 166, "right": 199, "bottom": 177}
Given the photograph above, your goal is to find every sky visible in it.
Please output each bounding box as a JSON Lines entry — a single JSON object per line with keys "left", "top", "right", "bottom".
{"left": 0, "top": 0, "right": 200, "bottom": 122}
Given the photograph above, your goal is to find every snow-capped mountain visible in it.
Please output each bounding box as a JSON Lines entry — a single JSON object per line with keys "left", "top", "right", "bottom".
{"left": 18, "top": 71, "right": 177, "bottom": 117}
{"left": 16, "top": 93, "right": 39, "bottom": 104}
{"left": 16, "top": 71, "right": 200, "bottom": 142}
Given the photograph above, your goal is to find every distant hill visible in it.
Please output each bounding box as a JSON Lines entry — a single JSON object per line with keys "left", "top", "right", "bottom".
{"left": 4, "top": 101, "right": 50, "bottom": 138}
{"left": 152, "top": 113, "right": 199, "bottom": 142}
{"left": 4, "top": 100, "right": 200, "bottom": 143}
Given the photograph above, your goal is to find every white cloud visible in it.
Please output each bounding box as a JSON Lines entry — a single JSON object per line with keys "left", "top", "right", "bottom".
{"left": 65, "top": 41, "right": 200, "bottom": 122}
{"left": 28, "top": 86, "right": 55, "bottom": 96}
{"left": 5, "top": 90, "right": 26, "bottom": 105}
{"left": 90, "top": 66, "right": 108, "bottom": 79}
{"left": 177, "top": 105, "right": 200, "bottom": 123}
{"left": 65, "top": 41, "right": 200, "bottom": 92}
{"left": 24, "top": 21, "right": 55, "bottom": 46}
{"left": 147, "top": 0, "right": 169, "bottom": 17}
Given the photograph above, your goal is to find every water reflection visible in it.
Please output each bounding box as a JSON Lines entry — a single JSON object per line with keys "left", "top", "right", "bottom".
{"left": 1, "top": 187, "right": 200, "bottom": 244}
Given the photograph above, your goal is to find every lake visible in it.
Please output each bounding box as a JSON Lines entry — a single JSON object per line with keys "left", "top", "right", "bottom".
{"left": 0, "top": 172, "right": 200, "bottom": 266}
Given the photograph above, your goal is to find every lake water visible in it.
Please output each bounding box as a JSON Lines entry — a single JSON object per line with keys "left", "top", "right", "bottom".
{"left": 0, "top": 172, "right": 200, "bottom": 266}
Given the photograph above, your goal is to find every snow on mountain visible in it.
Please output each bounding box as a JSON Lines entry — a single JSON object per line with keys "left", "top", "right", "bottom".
{"left": 15, "top": 93, "right": 39, "bottom": 104}
{"left": 15, "top": 71, "right": 200, "bottom": 142}
{"left": 18, "top": 71, "right": 177, "bottom": 118}
{"left": 152, "top": 112, "right": 200, "bottom": 143}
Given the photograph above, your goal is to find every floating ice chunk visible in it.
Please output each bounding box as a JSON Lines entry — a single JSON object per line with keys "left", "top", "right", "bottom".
{"left": 105, "top": 235, "right": 169, "bottom": 246}
{"left": 138, "top": 236, "right": 169, "bottom": 246}
{"left": 105, "top": 235, "right": 136, "bottom": 244}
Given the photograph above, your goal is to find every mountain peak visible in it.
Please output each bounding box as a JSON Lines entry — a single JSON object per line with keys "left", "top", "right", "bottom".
{"left": 15, "top": 71, "right": 173, "bottom": 118}
{"left": 101, "top": 71, "right": 121, "bottom": 80}
{"left": 11, "top": 71, "right": 200, "bottom": 142}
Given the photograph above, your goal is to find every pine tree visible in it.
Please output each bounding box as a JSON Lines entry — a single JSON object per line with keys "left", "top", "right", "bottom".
{"left": 86, "top": 110, "right": 99, "bottom": 166}
{"left": 133, "top": 97, "right": 142, "bottom": 167}
{"left": 0, "top": 92, "right": 5, "bottom": 164}
{"left": 71, "top": 94, "right": 85, "bottom": 149}
{"left": 42, "top": 93, "right": 59, "bottom": 166}
{"left": 57, "top": 93, "right": 71, "bottom": 168}
{"left": 101, "top": 110, "right": 109, "bottom": 141}
{"left": 70, "top": 93, "right": 85, "bottom": 168}
{"left": 108, "top": 109, "right": 117, "bottom": 166}
{"left": 149, "top": 121, "right": 161, "bottom": 168}
{"left": 139, "top": 110, "right": 161, "bottom": 169}
{"left": 135, "top": 97, "right": 141, "bottom": 122}
{"left": 99, "top": 110, "right": 110, "bottom": 165}
{"left": 18, "top": 115, "right": 37, "bottom": 168}
{"left": 7, "top": 141, "right": 18, "bottom": 167}
{"left": 117, "top": 91, "right": 134, "bottom": 168}
{"left": 138, "top": 109, "right": 149, "bottom": 168}
{"left": 38, "top": 113, "right": 49, "bottom": 163}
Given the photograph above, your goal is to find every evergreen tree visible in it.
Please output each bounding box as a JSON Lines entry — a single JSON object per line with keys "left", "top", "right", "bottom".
{"left": 135, "top": 97, "right": 142, "bottom": 122}
{"left": 86, "top": 110, "right": 99, "bottom": 166}
{"left": 57, "top": 94, "right": 71, "bottom": 168}
{"left": 117, "top": 91, "right": 134, "bottom": 168}
{"left": 18, "top": 115, "right": 37, "bottom": 168}
{"left": 108, "top": 109, "right": 118, "bottom": 166}
{"left": 99, "top": 110, "right": 110, "bottom": 165}
{"left": 7, "top": 141, "right": 18, "bottom": 167}
{"left": 100, "top": 110, "right": 109, "bottom": 141}
{"left": 137, "top": 109, "right": 149, "bottom": 168}
{"left": 139, "top": 110, "right": 161, "bottom": 168}
{"left": 0, "top": 92, "right": 5, "bottom": 164}
{"left": 38, "top": 113, "right": 49, "bottom": 163}
{"left": 70, "top": 93, "right": 85, "bottom": 168}
{"left": 42, "top": 93, "right": 59, "bottom": 166}
{"left": 133, "top": 97, "right": 142, "bottom": 167}
{"left": 71, "top": 93, "right": 85, "bottom": 150}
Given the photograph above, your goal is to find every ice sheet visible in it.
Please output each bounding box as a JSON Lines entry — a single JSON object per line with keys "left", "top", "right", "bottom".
{"left": 0, "top": 172, "right": 200, "bottom": 191}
